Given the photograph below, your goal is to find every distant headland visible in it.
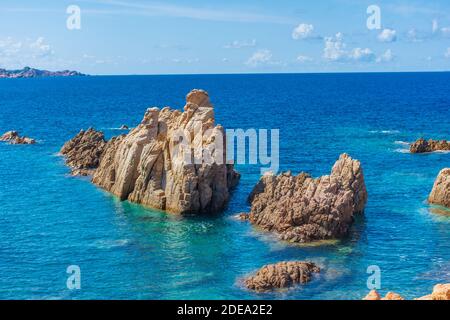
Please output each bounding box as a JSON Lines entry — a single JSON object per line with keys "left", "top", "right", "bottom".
{"left": 0, "top": 67, "right": 87, "bottom": 78}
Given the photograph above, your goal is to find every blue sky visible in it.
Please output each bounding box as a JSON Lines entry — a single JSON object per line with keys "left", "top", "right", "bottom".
{"left": 1, "top": 0, "right": 450, "bottom": 74}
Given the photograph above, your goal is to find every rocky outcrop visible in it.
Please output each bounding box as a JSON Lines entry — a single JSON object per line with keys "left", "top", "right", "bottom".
{"left": 428, "top": 169, "right": 450, "bottom": 208}
{"left": 0, "top": 66, "right": 86, "bottom": 78}
{"left": 92, "top": 89, "right": 239, "bottom": 214}
{"left": 410, "top": 138, "right": 450, "bottom": 153}
{"left": 364, "top": 283, "right": 450, "bottom": 300}
{"left": 246, "top": 154, "right": 367, "bottom": 243}
{"left": 60, "top": 128, "right": 106, "bottom": 176}
{"left": 417, "top": 284, "right": 450, "bottom": 300}
{"left": 244, "top": 261, "right": 320, "bottom": 292}
{"left": 0, "top": 131, "right": 36, "bottom": 144}
{"left": 363, "top": 290, "right": 404, "bottom": 300}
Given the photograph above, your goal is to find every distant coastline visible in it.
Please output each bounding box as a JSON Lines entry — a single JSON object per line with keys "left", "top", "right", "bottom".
{"left": 0, "top": 67, "right": 87, "bottom": 78}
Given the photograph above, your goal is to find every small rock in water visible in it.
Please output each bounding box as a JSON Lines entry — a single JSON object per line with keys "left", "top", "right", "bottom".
{"left": 363, "top": 283, "right": 450, "bottom": 300}
{"left": 0, "top": 131, "right": 36, "bottom": 144}
{"left": 363, "top": 290, "right": 404, "bottom": 300}
{"left": 119, "top": 125, "right": 129, "bottom": 130}
{"left": 236, "top": 213, "right": 250, "bottom": 221}
{"left": 410, "top": 138, "right": 450, "bottom": 153}
{"left": 244, "top": 261, "right": 320, "bottom": 292}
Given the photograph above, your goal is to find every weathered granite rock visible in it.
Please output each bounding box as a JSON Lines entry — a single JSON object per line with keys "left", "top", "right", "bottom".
{"left": 92, "top": 89, "right": 239, "bottom": 214}
{"left": 417, "top": 284, "right": 450, "bottom": 300}
{"left": 244, "top": 261, "right": 320, "bottom": 292}
{"left": 0, "top": 131, "right": 36, "bottom": 144}
{"left": 428, "top": 169, "right": 450, "bottom": 208}
{"left": 410, "top": 138, "right": 450, "bottom": 153}
{"left": 363, "top": 291, "right": 404, "bottom": 300}
{"left": 363, "top": 290, "right": 381, "bottom": 300}
{"left": 235, "top": 213, "right": 250, "bottom": 221}
{"left": 247, "top": 154, "right": 367, "bottom": 243}
{"left": 60, "top": 128, "right": 106, "bottom": 176}
{"left": 364, "top": 283, "right": 450, "bottom": 300}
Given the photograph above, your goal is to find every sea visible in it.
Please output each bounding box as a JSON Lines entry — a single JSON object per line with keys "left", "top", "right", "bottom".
{"left": 0, "top": 72, "right": 449, "bottom": 299}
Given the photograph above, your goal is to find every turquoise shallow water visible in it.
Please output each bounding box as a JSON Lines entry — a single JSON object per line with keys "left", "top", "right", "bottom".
{"left": 0, "top": 73, "right": 449, "bottom": 299}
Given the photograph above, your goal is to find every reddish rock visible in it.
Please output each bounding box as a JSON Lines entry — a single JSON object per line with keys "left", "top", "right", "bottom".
{"left": 244, "top": 261, "right": 320, "bottom": 292}
{"left": 410, "top": 138, "right": 450, "bottom": 153}
{"left": 428, "top": 169, "right": 450, "bottom": 208}
{"left": 247, "top": 154, "right": 368, "bottom": 243}
{"left": 0, "top": 131, "right": 36, "bottom": 145}
{"left": 60, "top": 128, "right": 106, "bottom": 176}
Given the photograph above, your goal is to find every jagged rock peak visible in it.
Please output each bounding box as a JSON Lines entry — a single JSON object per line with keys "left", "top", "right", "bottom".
{"left": 92, "top": 89, "right": 239, "bottom": 214}
{"left": 247, "top": 153, "right": 368, "bottom": 243}
{"left": 410, "top": 138, "right": 450, "bottom": 153}
{"left": 60, "top": 128, "right": 106, "bottom": 176}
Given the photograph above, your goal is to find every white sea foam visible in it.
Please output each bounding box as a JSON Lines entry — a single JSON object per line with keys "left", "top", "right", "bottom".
{"left": 93, "top": 239, "right": 131, "bottom": 249}
{"left": 394, "top": 148, "right": 410, "bottom": 154}
{"left": 394, "top": 140, "right": 410, "bottom": 146}
{"left": 370, "top": 130, "right": 400, "bottom": 134}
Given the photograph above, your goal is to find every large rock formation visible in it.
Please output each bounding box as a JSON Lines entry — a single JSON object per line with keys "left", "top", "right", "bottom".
{"left": 410, "top": 138, "right": 450, "bottom": 153}
{"left": 428, "top": 169, "right": 450, "bottom": 208}
{"left": 60, "top": 128, "right": 106, "bottom": 176}
{"left": 244, "top": 261, "right": 320, "bottom": 292}
{"left": 0, "top": 131, "right": 36, "bottom": 145}
{"left": 92, "top": 89, "right": 239, "bottom": 214}
{"left": 246, "top": 154, "right": 367, "bottom": 243}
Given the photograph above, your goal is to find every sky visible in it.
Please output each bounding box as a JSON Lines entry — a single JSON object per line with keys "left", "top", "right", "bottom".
{"left": 1, "top": 0, "right": 450, "bottom": 75}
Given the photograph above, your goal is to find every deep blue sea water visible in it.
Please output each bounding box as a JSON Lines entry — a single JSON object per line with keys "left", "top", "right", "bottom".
{"left": 0, "top": 73, "right": 449, "bottom": 300}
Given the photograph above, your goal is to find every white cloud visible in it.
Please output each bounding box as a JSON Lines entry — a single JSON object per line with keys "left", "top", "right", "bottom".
{"left": 323, "top": 33, "right": 347, "bottom": 61}
{"left": 376, "top": 49, "right": 394, "bottom": 63}
{"left": 296, "top": 55, "right": 312, "bottom": 63}
{"left": 0, "top": 36, "right": 54, "bottom": 68}
{"left": 172, "top": 58, "right": 199, "bottom": 64}
{"left": 349, "top": 48, "right": 376, "bottom": 62}
{"left": 445, "top": 48, "right": 450, "bottom": 58}
{"left": 407, "top": 28, "right": 422, "bottom": 42}
{"left": 29, "top": 37, "right": 53, "bottom": 57}
{"left": 441, "top": 27, "right": 450, "bottom": 38}
{"left": 224, "top": 39, "right": 256, "bottom": 49}
{"left": 378, "top": 29, "right": 397, "bottom": 42}
{"left": 246, "top": 49, "right": 273, "bottom": 67}
{"left": 82, "top": 0, "right": 296, "bottom": 25}
{"left": 323, "top": 33, "right": 391, "bottom": 64}
{"left": 292, "top": 23, "right": 314, "bottom": 40}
